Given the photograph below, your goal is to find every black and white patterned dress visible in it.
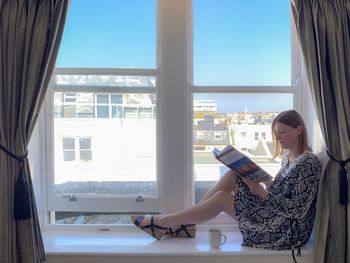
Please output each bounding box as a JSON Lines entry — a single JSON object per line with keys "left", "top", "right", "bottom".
{"left": 234, "top": 152, "right": 321, "bottom": 250}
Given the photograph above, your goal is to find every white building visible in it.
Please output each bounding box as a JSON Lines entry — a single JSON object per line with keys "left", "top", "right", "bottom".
{"left": 193, "top": 100, "right": 217, "bottom": 112}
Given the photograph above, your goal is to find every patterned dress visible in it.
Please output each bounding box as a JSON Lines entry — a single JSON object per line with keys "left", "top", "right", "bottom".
{"left": 234, "top": 152, "right": 321, "bottom": 250}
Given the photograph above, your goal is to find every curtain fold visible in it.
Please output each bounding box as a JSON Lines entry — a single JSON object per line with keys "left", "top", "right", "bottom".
{"left": 291, "top": 0, "right": 350, "bottom": 262}
{"left": 0, "top": 0, "right": 68, "bottom": 262}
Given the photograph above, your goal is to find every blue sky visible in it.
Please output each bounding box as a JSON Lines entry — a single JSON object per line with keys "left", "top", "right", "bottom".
{"left": 193, "top": 0, "right": 291, "bottom": 86}
{"left": 56, "top": 0, "right": 292, "bottom": 112}
{"left": 56, "top": 0, "right": 156, "bottom": 68}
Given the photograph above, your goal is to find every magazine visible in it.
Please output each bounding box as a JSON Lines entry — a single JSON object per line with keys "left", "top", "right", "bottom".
{"left": 212, "top": 144, "right": 273, "bottom": 183}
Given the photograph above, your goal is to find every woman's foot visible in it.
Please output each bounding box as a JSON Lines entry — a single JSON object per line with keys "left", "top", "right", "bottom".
{"left": 131, "top": 215, "right": 168, "bottom": 240}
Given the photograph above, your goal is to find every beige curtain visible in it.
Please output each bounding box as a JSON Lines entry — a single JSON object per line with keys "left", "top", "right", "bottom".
{"left": 0, "top": 0, "right": 68, "bottom": 262}
{"left": 291, "top": 0, "right": 350, "bottom": 262}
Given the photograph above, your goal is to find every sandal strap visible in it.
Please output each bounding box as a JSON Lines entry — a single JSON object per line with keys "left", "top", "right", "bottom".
{"left": 142, "top": 216, "right": 168, "bottom": 231}
{"left": 174, "top": 224, "right": 195, "bottom": 237}
{"left": 133, "top": 215, "right": 145, "bottom": 226}
{"left": 167, "top": 227, "right": 174, "bottom": 236}
{"left": 134, "top": 215, "right": 168, "bottom": 231}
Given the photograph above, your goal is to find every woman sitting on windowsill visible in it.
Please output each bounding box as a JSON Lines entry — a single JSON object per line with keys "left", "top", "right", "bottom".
{"left": 131, "top": 110, "right": 321, "bottom": 252}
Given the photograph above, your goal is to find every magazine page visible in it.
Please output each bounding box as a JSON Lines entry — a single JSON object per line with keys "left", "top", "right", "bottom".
{"left": 213, "top": 145, "right": 272, "bottom": 182}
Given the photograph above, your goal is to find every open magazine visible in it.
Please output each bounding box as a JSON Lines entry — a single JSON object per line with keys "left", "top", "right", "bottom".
{"left": 212, "top": 144, "right": 273, "bottom": 183}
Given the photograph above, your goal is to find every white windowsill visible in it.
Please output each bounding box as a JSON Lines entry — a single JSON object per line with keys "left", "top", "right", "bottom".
{"left": 44, "top": 229, "right": 314, "bottom": 263}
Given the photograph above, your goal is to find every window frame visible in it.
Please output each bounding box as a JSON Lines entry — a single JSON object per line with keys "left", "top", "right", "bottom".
{"left": 45, "top": 68, "right": 161, "bottom": 215}
{"left": 188, "top": 1, "right": 303, "bottom": 223}
{"left": 39, "top": 0, "right": 304, "bottom": 227}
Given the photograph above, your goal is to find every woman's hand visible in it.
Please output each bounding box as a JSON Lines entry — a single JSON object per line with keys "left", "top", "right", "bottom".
{"left": 242, "top": 177, "right": 269, "bottom": 199}
{"left": 263, "top": 178, "right": 274, "bottom": 189}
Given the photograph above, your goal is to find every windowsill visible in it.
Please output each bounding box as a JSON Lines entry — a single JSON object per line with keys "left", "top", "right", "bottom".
{"left": 44, "top": 229, "right": 314, "bottom": 260}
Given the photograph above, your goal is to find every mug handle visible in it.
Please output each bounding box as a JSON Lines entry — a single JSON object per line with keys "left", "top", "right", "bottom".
{"left": 220, "top": 234, "right": 227, "bottom": 245}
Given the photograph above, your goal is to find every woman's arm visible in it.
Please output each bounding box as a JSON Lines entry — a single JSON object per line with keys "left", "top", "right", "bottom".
{"left": 242, "top": 177, "right": 269, "bottom": 199}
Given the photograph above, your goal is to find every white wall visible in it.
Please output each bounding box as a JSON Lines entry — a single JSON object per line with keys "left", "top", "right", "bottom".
{"left": 300, "top": 67, "right": 326, "bottom": 154}
{"left": 28, "top": 108, "right": 46, "bottom": 227}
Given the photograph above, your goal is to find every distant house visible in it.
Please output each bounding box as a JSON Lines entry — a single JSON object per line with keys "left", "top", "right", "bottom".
{"left": 193, "top": 115, "right": 230, "bottom": 147}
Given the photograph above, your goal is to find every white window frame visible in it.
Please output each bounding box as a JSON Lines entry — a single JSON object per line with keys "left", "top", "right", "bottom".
{"left": 39, "top": 0, "right": 305, "bottom": 227}
{"left": 45, "top": 67, "right": 161, "bottom": 215}
{"left": 188, "top": 1, "right": 304, "bottom": 223}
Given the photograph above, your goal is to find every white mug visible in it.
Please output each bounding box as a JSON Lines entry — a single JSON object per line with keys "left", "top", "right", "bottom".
{"left": 208, "top": 228, "right": 227, "bottom": 249}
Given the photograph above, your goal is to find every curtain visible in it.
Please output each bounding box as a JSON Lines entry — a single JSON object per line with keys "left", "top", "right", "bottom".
{"left": 0, "top": 0, "right": 68, "bottom": 262}
{"left": 291, "top": 0, "right": 350, "bottom": 262}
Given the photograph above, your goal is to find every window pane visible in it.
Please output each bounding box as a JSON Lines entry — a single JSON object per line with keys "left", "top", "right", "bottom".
{"left": 97, "top": 105, "right": 109, "bottom": 118}
{"left": 97, "top": 94, "right": 109, "bottom": 104}
{"left": 63, "top": 151, "right": 75, "bottom": 162}
{"left": 193, "top": 93, "right": 293, "bottom": 202}
{"left": 193, "top": 0, "right": 291, "bottom": 86}
{"left": 80, "top": 150, "right": 92, "bottom": 162}
{"left": 56, "top": 0, "right": 156, "bottom": 68}
{"left": 63, "top": 138, "right": 75, "bottom": 149}
{"left": 63, "top": 137, "right": 76, "bottom": 162}
{"left": 79, "top": 138, "right": 91, "bottom": 150}
{"left": 53, "top": 76, "right": 156, "bottom": 196}
{"left": 112, "top": 106, "right": 123, "bottom": 118}
{"left": 111, "top": 95, "right": 123, "bottom": 104}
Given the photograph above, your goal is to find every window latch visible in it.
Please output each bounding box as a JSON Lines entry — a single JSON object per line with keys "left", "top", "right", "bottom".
{"left": 136, "top": 195, "right": 144, "bottom": 202}
{"left": 61, "top": 194, "right": 77, "bottom": 202}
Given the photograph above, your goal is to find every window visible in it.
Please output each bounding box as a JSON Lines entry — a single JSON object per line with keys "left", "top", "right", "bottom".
{"left": 96, "top": 94, "right": 110, "bottom": 118}
{"left": 62, "top": 137, "right": 92, "bottom": 162}
{"left": 192, "top": 0, "right": 301, "bottom": 208}
{"left": 42, "top": 0, "right": 303, "bottom": 226}
{"left": 79, "top": 138, "right": 92, "bottom": 162}
{"left": 62, "top": 137, "right": 75, "bottom": 161}
{"left": 46, "top": 0, "right": 158, "bottom": 224}
{"left": 254, "top": 132, "right": 259, "bottom": 140}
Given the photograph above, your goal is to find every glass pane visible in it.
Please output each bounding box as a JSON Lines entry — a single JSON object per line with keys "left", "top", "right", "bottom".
{"left": 63, "top": 138, "right": 75, "bottom": 149}
{"left": 193, "top": 93, "right": 293, "bottom": 203}
{"left": 112, "top": 106, "right": 123, "bottom": 118}
{"left": 62, "top": 105, "right": 76, "bottom": 118}
{"left": 97, "top": 94, "right": 109, "bottom": 104}
{"left": 53, "top": 75, "right": 157, "bottom": 197}
{"left": 111, "top": 95, "right": 123, "bottom": 104}
{"left": 193, "top": 0, "right": 291, "bottom": 86}
{"left": 56, "top": 0, "right": 156, "bottom": 68}
{"left": 80, "top": 150, "right": 92, "bottom": 162}
{"left": 97, "top": 105, "right": 109, "bottom": 118}
{"left": 63, "top": 151, "right": 75, "bottom": 162}
{"left": 79, "top": 138, "right": 91, "bottom": 150}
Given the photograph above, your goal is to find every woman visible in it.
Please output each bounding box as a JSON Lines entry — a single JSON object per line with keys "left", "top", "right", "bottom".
{"left": 131, "top": 110, "right": 321, "bottom": 251}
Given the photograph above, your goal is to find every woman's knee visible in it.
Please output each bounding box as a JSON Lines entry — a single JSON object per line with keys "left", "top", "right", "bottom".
{"left": 223, "top": 170, "right": 236, "bottom": 178}
{"left": 220, "top": 170, "right": 237, "bottom": 192}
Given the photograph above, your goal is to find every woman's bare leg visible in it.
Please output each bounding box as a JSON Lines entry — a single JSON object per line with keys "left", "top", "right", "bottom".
{"left": 199, "top": 170, "right": 237, "bottom": 203}
{"left": 131, "top": 170, "right": 237, "bottom": 232}
{"left": 156, "top": 190, "right": 235, "bottom": 228}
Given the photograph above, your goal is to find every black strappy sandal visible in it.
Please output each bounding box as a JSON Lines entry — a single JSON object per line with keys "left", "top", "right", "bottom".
{"left": 167, "top": 224, "right": 196, "bottom": 238}
{"left": 132, "top": 215, "right": 168, "bottom": 240}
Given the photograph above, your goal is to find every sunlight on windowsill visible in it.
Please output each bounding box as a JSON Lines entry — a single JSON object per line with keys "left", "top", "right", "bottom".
{"left": 43, "top": 229, "right": 314, "bottom": 257}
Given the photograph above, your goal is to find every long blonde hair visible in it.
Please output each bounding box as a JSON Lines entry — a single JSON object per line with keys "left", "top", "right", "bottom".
{"left": 271, "top": 110, "right": 311, "bottom": 159}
